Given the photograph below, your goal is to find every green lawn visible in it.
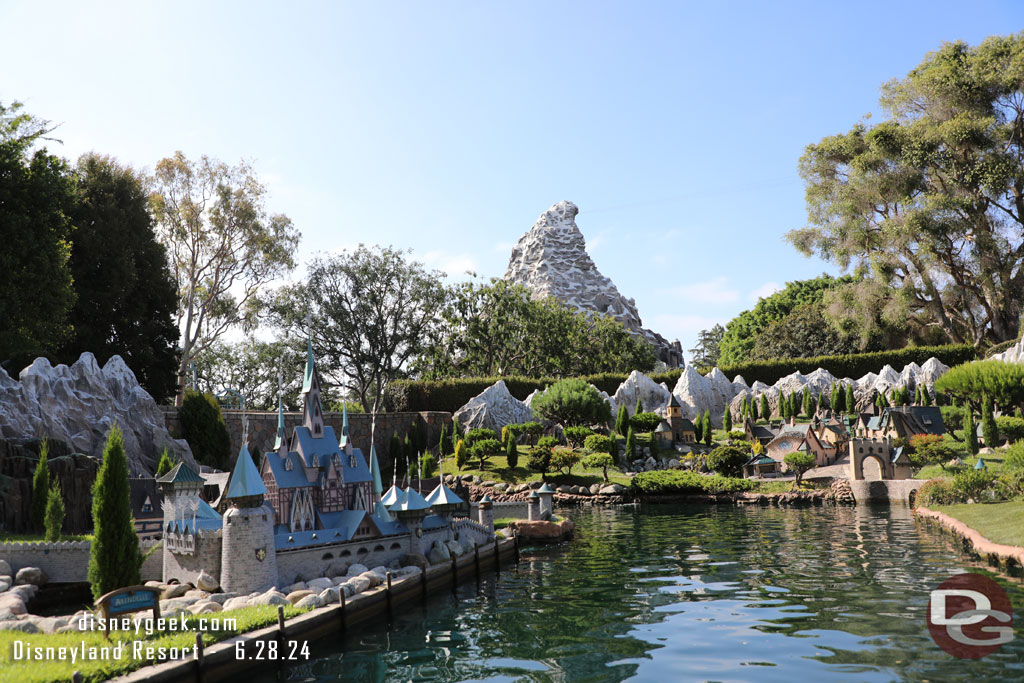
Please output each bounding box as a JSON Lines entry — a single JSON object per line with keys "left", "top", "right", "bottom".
{"left": 915, "top": 447, "right": 1007, "bottom": 481}
{"left": 0, "top": 533, "right": 92, "bottom": 543}
{"left": 933, "top": 500, "right": 1024, "bottom": 547}
{"left": 0, "top": 605, "right": 309, "bottom": 683}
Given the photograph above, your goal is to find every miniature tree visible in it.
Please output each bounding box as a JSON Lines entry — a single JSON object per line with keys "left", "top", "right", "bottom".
{"left": 922, "top": 385, "right": 932, "bottom": 406}
{"left": 630, "top": 412, "right": 662, "bottom": 434}
{"left": 802, "top": 387, "right": 811, "bottom": 417}
{"left": 615, "top": 403, "right": 628, "bottom": 436}
{"left": 564, "top": 426, "right": 595, "bottom": 448}
{"left": 750, "top": 396, "right": 759, "bottom": 421}
{"left": 527, "top": 437, "right": 557, "bottom": 479}
{"left": 155, "top": 447, "right": 176, "bottom": 477}
{"left": 693, "top": 412, "right": 703, "bottom": 438}
{"left": 625, "top": 426, "right": 637, "bottom": 462}
{"left": 31, "top": 438, "right": 50, "bottom": 533}
{"left": 88, "top": 424, "right": 142, "bottom": 600}
{"left": 582, "top": 453, "right": 614, "bottom": 481}
{"left": 438, "top": 423, "right": 450, "bottom": 456}
{"left": 784, "top": 451, "right": 815, "bottom": 489}
{"left": 981, "top": 395, "right": 999, "bottom": 448}
{"left": 634, "top": 396, "right": 643, "bottom": 416}
{"left": 845, "top": 384, "right": 856, "bottom": 415}
{"left": 44, "top": 482, "right": 65, "bottom": 542}
{"left": 964, "top": 410, "right": 979, "bottom": 455}
{"left": 505, "top": 434, "right": 518, "bottom": 469}
{"left": 723, "top": 405, "right": 732, "bottom": 432}
{"left": 470, "top": 438, "right": 502, "bottom": 470}
{"left": 702, "top": 411, "right": 712, "bottom": 445}
{"left": 707, "top": 446, "right": 747, "bottom": 477}
{"left": 761, "top": 393, "right": 770, "bottom": 421}
{"left": 454, "top": 439, "right": 468, "bottom": 470}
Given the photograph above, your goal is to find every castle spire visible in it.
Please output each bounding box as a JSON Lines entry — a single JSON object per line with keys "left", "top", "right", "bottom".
{"left": 273, "top": 397, "right": 286, "bottom": 454}
{"left": 301, "top": 329, "right": 325, "bottom": 438}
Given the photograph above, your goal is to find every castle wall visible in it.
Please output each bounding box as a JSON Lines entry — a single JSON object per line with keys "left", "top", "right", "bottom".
{"left": 221, "top": 504, "right": 278, "bottom": 594}
{"left": 162, "top": 530, "right": 222, "bottom": 586}
{"left": 274, "top": 535, "right": 412, "bottom": 585}
{"left": 0, "top": 539, "right": 162, "bottom": 583}
{"left": 161, "top": 408, "right": 451, "bottom": 469}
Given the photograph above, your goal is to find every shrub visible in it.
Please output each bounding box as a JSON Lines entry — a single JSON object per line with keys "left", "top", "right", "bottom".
{"left": 630, "top": 470, "right": 755, "bottom": 495}
{"left": 940, "top": 405, "right": 965, "bottom": 431}
{"left": 582, "top": 453, "right": 615, "bottom": 481}
{"left": 527, "top": 443, "right": 554, "bottom": 478}
{"left": 505, "top": 435, "right": 518, "bottom": 469}
{"left": 454, "top": 439, "right": 467, "bottom": 470}
{"left": 537, "top": 436, "right": 559, "bottom": 450}
{"left": 88, "top": 424, "right": 142, "bottom": 600}
{"left": 180, "top": 391, "right": 230, "bottom": 470}
{"left": 31, "top": 438, "right": 50, "bottom": 533}
{"left": 550, "top": 447, "right": 580, "bottom": 475}
{"left": 1003, "top": 442, "right": 1024, "bottom": 470}
{"left": 702, "top": 411, "right": 712, "bottom": 445}
{"left": 706, "top": 446, "right": 748, "bottom": 478}
{"left": 908, "top": 436, "right": 960, "bottom": 469}
{"left": 952, "top": 469, "right": 995, "bottom": 501}
{"left": 500, "top": 425, "right": 510, "bottom": 446}
{"left": 625, "top": 427, "right": 636, "bottom": 462}
{"left": 438, "top": 424, "right": 451, "bottom": 456}
{"left": 469, "top": 438, "right": 502, "bottom": 469}
{"left": 918, "top": 479, "right": 957, "bottom": 506}
{"left": 155, "top": 448, "right": 176, "bottom": 477}
{"left": 630, "top": 412, "right": 662, "bottom": 433}
{"left": 532, "top": 378, "right": 612, "bottom": 427}
{"left": 723, "top": 406, "right": 732, "bottom": 432}
{"left": 726, "top": 430, "right": 747, "bottom": 441}
{"left": 465, "top": 428, "right": 498, "bottom": 446}
{"left": 760, "top": 393, "right": 771, "bottom": 421}
{"left": 584, "top": 434, "right": 615, "bottom": 455}
{"left": 981, "top": 395, "right": 999, "bottom": 447}
{"left": 615, "top": 404, "right": 628, "bottom": 437}
{"left": 783, "top": 451, "right": 815, "bottom": 486}
{"left": 999, "top": 469, "right": 1024, "bottom": 497}
{"left": 964, "top": 410, "right": 979, "bottom": 455}
{"left": 44, "top": 482, "right": 64, "bottom": 542}
{"left": 421, "top": 452, "right": 438, "bottom": 478}
{"left": 564, "top": 426, "right": 595, "bottom": 448}
{"left": 521, "top": 422, "right": 544, "bottom": 446}
{"left": 995, "top": 416, "right": 1024, "bottom": 444}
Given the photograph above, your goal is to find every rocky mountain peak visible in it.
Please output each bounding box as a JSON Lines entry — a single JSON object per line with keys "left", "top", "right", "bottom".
{"left": 504, "top": 201, "right": 683, "bottom": 367}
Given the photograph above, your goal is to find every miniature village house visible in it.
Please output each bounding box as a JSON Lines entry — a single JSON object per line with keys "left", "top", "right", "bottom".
{"left": 656, "top": 394, "right": 697, "bottom": 447}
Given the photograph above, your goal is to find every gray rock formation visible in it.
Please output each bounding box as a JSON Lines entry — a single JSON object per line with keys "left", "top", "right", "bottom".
{"left": 991, "top": 339, "right": 1024, "bottom": 363}
{"left": 0, "top": 353, "right": 194, "bottom": 476}
{"left": 613, "top": 370, "right": 672, "bottom": 416}
{"left": 453, "top": 380, "right": 534, "bottom": 433}
{"left": 504, "top": 201, "right": 683, "bottom": 367}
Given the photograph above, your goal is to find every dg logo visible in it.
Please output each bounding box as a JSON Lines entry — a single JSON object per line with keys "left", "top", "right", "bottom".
{"left": 928, "top": 573, "right": 1014, "bottom": 659}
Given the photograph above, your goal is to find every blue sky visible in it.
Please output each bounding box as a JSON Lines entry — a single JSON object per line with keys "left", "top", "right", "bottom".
{"left": 3, "top": 1, "right": 1021, "bottom": 359}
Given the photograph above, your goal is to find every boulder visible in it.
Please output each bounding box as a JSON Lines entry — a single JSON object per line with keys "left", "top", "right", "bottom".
{"left": 341, "top": 576, "right": 370, "bottom": 595}
{"left": 195, "top": 571, "right": 218, "bottom": 592}
{"left": 445, "top": 540, "right": 464, "bottom": 557}
{"left": 222, "top": 596, "right": 251, "bottom": 612}
{"left": 188, "top": 601, "right": 222, "bottom": 615}
{"left": 252, "top": 591, "right": 289, "bottom": 607}
{"left": 599, "top": 484, "right": 625, "bottom": 495}
{"left": 345, "top": 564, "right": 368, "bottom": 578}
{"left": 427, "top": 541, "right": 451, "bottom": 565}
{"left": 306, "top": 578, "right": 333, "bottom": 592}
{"left": 453, "top": 381, "right": 534, "bottom": 433}
{"left": 286, "top": 590, "right": 313, "bottom": 604}
{"left": 589, "top": 483, "right": 602, "bottom": 495}
{"left": 204, "top": 592, "right": 239, "bottom": 605}
{"left": 326, "top": 561, "right": 349, "bottom": 579}
{"left": 282, "top": 581, "right": 307, "bottom": 594}
{"left": 161, "top": 584, "right": 190, "bottom": 600}
{"left": 14, "top": 567, "right": 47, "bottom": 587}
{"left": 294, "top": 594, "right": 324, "bottom": 609}
{"left": 0, "top": 561, "right": 10, "bottom": 576}
{"left": 183, "top": 590, "right": 210, "bottom": 601}
{"left": 358, "top": 572, "right": 383, "bottom": 589}
{"left": 318, "top": 587, "right": 340, "bottom": 605}
{"left": 0, "top": 618, "right": 38, "bottom": 633}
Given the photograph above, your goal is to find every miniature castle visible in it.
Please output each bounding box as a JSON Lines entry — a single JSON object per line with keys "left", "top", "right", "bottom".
{"left": 159, "top": 335, "right": 494, "bottom": 593}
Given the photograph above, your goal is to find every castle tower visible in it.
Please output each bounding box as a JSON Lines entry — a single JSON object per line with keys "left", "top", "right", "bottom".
{"left": 537, "top": 483, "right": 555, "bottom": 519}
{"left": 302, "top": 335, "right": 325, "bottom": 439}
{"left": 368, "top": 444, "right": 385, "bottom": 515}
{"left": 273, "top": 397, "right": 287, "bottom": 457}
{"left": 340, "top": 405, "right": 353, "bottom": 456}
{"left": 389, "top": 487, "right": 432, "bottom": 555}
{"left": 477, "top": 494, "right": 494, "bottom": 531}
{"left": 221, "top": 443, "right": 278, "bottom": 594}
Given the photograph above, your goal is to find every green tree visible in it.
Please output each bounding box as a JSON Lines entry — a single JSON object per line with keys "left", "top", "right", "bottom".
{"left": 30, "top": 439, "right": 50, "bottom": 533}
{"left": 760, "top": 393, "right": 771, "bottom": 421}
{"left": 802, "top": 387, "right": 812, "bottom": 417}
{"left": 150, "top": 152, "right": 300, "bottom": 405}
{"left": 438, "top": 423, "right": 450, "bottom": 457}
{"left": 58, "top": 154, "right": 180, "bottom": 402}
{"left": 749, "top": 302, "right": 862, "bottom": 361}
{"left": 750, "top": 395, "right": 759, "bottom": 421}
{"left": 615, "top": 403, "right": 628, "bottom": 437}
{"left": 845, "top": 384, "right": 856, "bottom": 415}
{"left": 688, "top": 324, "right": 725, "bottom": 371}
{"left": 788, "top": 35, "right": 1024, "bottom": 347}
{"left": 505, "top": 435, "right": 518, "bottom": 469}
{"left": 922, "top": 386, "right": 932, "bottom": 406}
{"left": 936, "top": 360, "right": 1024, "bottom": 413}
{"left": 831, "top": 383, "right": 841, "bottom": 411}
{"left": 625, "top": 427, "right": 637, "bottom": 462}
{"left": 155, "top": 448, "right": 176, "bottom": 477}
{"left": 268, "top": 246, "right": 445, "bottom": 413}
{"left": 706, "top": 446, "right": 748, "bottom": 477}
{"left": 564, "top": 426, "right": 595, "bottom": 448}
{"left": 634, "top": 396, "right": 643, "bottom": 417}
{"left": 702, "top": 411, "right": 712, "bottom": 445}
{"left": 531, "top": 378, "right": 611, "bottom": 427}
{"left": 454, "top": 439, "right": 468, "bottom": 470}
{"left": 982, "top": 395, "right": 1000, "bottom": 447}
{"left": 469, "top": 438, "right": 501, "bottom": 469}
{"left": 582, "top": 453, "right": 615, "bottom": 481}
{"left": 44, "top": 482, "right": 64, "bottom": 542}
{"left": 784, "top": 451, "right": 816, "bottom": 488}
{"left": 0, "top": 101, "right": 76, "bottom": 366}
{"left": 630, "top": 412, "right": 662, "bottom": 433}
{"left": 179, "top": 391, "right": 231, "bottom": 470}
{"left": 88, "top": 425, "right": 142, "bottom": 599}
{"left": 964, "top": 409, "right": 980, "bottom": 455}
{"left": 193, "top": 339, "right": 302, "bottom": 411}
{"left": 723, "top": 405, "right": 732, "bottom": 432}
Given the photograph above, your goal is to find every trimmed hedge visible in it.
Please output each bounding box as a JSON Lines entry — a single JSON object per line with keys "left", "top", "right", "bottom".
{"left": 387, "top": 344, "right": 977, "bottom": 413}
{"left": 630, "top": 470, "right": 755, "bottom": 495}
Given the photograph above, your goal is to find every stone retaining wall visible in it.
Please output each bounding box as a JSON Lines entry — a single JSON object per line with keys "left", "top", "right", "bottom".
{"left": 916, "top": 506, "right": 1024, "bottom": 569}
{"left": 849, "top": 478, "right": 926, "bottom": 503}
{"left": 161, "top": 407, "right": 451, "bottom": 468}
{"left": 0, "top": 539, "right": 163, "bottom": 583}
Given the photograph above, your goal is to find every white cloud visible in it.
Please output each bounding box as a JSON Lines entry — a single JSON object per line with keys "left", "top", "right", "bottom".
{"left": 421, "top": 250, "right": 479, "bottom": 279}
{"left": 665, "top": 276, "right": 739, "bottom": 304}
{"left": 749, "top": 281, "right": 782, "bottom": 301}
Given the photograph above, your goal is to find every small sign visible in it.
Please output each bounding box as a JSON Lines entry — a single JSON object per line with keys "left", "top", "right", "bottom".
{"left": 95, "top": 585, "right": 162, "bottom": 638}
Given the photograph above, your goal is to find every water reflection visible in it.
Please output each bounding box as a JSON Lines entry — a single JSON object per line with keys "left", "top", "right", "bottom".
{"left": 248, "top": 504, "right": 1023, "bottom": 682}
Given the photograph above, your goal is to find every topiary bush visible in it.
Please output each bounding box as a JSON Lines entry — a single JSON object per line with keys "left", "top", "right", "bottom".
{"left": 564, "top": 426, "right": 595, "bottom": 448}
{"left": 44, "top": 482, "right": 65, "bottom": 542}
{"left": 179, "top": 391, "right": 231, "bottom": 470}
{"left": 995, "top": 416, "right": 1024, "bottom": 444}
{"left": 531, "top": 378, "right": 612, "bottom": 427}
{"left": 629, "top": 412, "right": 662, "bottom": 433}
{"left": 584, "top": 434, "right": 615, "bottom": 457}
{"left": 421, "top": 452, "right": 438, "bottom": 478}
{"left": 582, "top": 452, "right": 615, "bottom": 481}
{"left": 550, "top": 447, "right": 580, "bottom": 475}
{"left": 527, "top": 441, "right": 554, "bottom": 478}
{"left": 454, "top": 439, "right": 467, "bottom": 470}
{"left": 505, "top": 435, "right": 518, "bottom": 469}
{"left": 783, "top": 451, "right": 816, "bottom": 486}
{"left": 706, "top": 446, "right": 748, "bottom": 478}
{"left": 465, "top": 428, "right": 498, "bottom": 446}
{"left": 469, "top": 438, "right": 502, "bottom": 469}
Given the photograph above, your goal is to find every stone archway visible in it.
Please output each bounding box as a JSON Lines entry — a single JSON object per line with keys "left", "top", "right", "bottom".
{"left": 848, "top": 439, "right": 895, "bottom": 480}
{"left": 862, "top": 455, "right": 885, "bottom": 480}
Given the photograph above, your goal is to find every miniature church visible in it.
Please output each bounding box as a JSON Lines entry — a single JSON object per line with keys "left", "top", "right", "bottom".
{"left": 159, "top": 332, "right": 493, "bottom": 594}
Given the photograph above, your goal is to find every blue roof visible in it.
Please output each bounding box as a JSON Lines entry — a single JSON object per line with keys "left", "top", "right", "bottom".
{"left": 369, "top": 445, "right": 383, "bottom": 496}
{"left": 273, "top": 399, "right": 286, "bottom": 451}
{"left": 302, "top": 336, "right": 316, "bottom": 393}
{"left": 974, "top": 458, "right": 986, "bottom": 470}
{"left": 169, "top": 499, "right": 223, "bottom": 534}
{"left": 275, "top": 528, "right": 352, "bottom": 550}
{"left": 537, "top": 483, "right": 555, "bottom": 494}
{"left": 340, "top": 405, "right": 350, "bottom": 447}
{"left": 382, "top": 485, "right": 404, "bottom": 506}
{"left": 157, "top": 462, "right": 204, "bottom": 485}
{"left": 422, "top": 514, "right": 449, "bottom": 531}
{"left": 226, "top": 444, "right": 267, "bottom": 500}
{"left": 373, "top": 515, "right": 408, "bottom": 536}
{"left": 866, "top": 416, "right": 883, "bottom": 431}
{"left": 264, "top": 451, "right": 313, "bottom": 489}
{"left": 291, "top": 426, "right": 373, "bottom": 484}
{"left": 892, "top": 446, "right": 910, "bottom": 464}
{"left": 316, "top": 508, "right": 367, "bottom": 533}
{"left": 390, "top": 487, "right": 431, "bottom": 512}
{"left": 425, "top": 483, "right": 464, "bottom": 507}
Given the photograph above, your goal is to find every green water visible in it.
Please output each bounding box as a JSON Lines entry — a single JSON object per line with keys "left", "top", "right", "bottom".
{"left": 252, "top": 504, "right": 1023, "bottom": 681}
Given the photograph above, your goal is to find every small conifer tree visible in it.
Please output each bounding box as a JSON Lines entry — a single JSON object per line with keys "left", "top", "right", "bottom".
{"left": 702, "top": 410, "right": 712, "bottom": 445}
{"left": 88, "top": 424, "right": 142, "bottom": 600}
{"left": 44, "top": 482, "right": 65, "bottom": 542}
{"left": 723, "top": 406, "right": 732, "bottom": 432}
{"left": 616, "top": 403, "right": 628, "bottom": 436}
{"left": 761, "top": 393, "right": 770, "bottom": 421}
{"left": 31, "top": 438, "right": 50, "bottom": 533}
{"left": 922, "top": 386, "right": 932, "bottom": 406}
{"left": 845, "top": 384, "right": 855, "bottom": 415}
{"left": 964, "top": 409, "right": 979, "bottom": 455}
{"left": 981, "top": 395, "right": 999, "bottom": 447}
{"left": 455, "top": 439, "right": 468, "bottom": 470}
{"left": 830, "top": 383, "right": 840, "bottom": 411}
{"left": 802, "top": 387, "right": 811, "bottom": 417}
{"left": 155, "top": 448, "right": 175, "bottom": 477}
{"left": 634, "top": 397, "right": 643, "bottom": 416}
{"left": 625, "top": 426, "right": 636, "bottom": 461}
{"left": 694, "top": 412, "right": 703, "bottom": 438}
{"left": 505, "top": 434, "right": 518, "bottom": 469}
{"left": 751, "top": 396, "right": 759, "bottom": 421}
{"left": 439, "top": 423, "right": 450, "bottom": 456}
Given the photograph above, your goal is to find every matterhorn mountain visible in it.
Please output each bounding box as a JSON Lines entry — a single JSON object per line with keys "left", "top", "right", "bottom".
{"left": 504, "top": 201, "right": 683, "bottom": 367}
